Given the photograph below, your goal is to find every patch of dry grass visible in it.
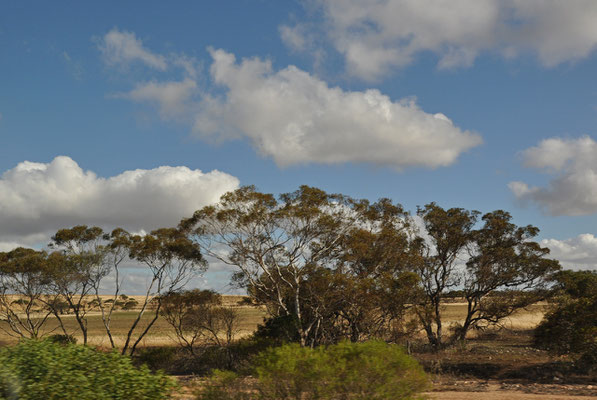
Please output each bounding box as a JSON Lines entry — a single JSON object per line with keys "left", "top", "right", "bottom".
{"left": 0, "top": 295, "right": 267, "bottom": 347}
{"left": 0, "top": 296, "right": 548, "bottom": 348}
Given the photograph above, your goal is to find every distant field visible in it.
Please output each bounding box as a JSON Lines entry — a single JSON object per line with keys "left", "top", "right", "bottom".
{"left": 0, "top": 297, "right": 548, "bottom": 347}
{"left": 435, "top": 302, "right": 549, "bottom": 332}
{"left": 0, "top": 295, "right": 267, "bottom": 348}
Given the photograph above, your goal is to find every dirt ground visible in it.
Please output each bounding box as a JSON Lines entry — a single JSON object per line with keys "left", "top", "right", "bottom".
{"left": 175, "top": 376, "right": 597, "bottom": 400}
{"left": 427, "top": 392, "right": 596, "bottom": 400}
{"left": 426, "top": 379, "right": 597, "bottom": 399}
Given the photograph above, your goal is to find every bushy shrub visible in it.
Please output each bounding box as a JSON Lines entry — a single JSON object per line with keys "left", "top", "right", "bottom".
{"left": 46, "top": 333, "right": 77, "bottom": 345}
{"left": 0, "top": 339, "right": 176, "bottom": 400}
{"left": 196, "top": 341, "right": 429, "bottom": 400}
{"left": 135, "top": 338, "right": 273, "bottom": 376}
{"left": 136, "top": 346, "right": 179, "bottom": 372}
{"left": 252, "top": 315, "right": 300, "bottom": 344}
{"left": 534, "top": 270, "right": 597, "bottom": 367}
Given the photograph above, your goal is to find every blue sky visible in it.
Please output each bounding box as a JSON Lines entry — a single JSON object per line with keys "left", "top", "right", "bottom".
{"left": 3, "top": 1, "right": 597, "bottom": 291}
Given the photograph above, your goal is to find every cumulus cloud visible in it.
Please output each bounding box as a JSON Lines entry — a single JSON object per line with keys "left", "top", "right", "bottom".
{"left": 118, "top": 47, "right": 480, "bottom": 169}
{"left": 99, "top": 28, "right": 167, "bottom": 70}
{"left": 509, "top": 136, "right": 597, "bottom": 216}
{"left": 98, "top": 25, "right": 482, "bottom": 169}
{"left": 0, "top": 156, "right": 239, "bottom": 250}
{"left": 541, "top": 234, "right": 597, "bottom": 270}
{"left": 282, "top": 0, "right": 597, "bottom": 80}
{"left": 199, "top": 49, "right": 481, "bottom": 168}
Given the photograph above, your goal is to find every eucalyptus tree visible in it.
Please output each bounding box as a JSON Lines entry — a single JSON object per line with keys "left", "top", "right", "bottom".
{"left": 413, "top": 203, "right": 479, "bottom": 348}
{"left": 0, "top": 248, "right": 54, "bottom": 339}
{"left": 160, "top": 289, "right": 240, "bottom": 357}
{"left": 456, "top": 211, "right": 560, "bottom": 341}
{"left": 91, "top": 228, "right": 131, "bottom": 349}
{"left": 46, "top": 225, "right": 203, "bottom": 354}
{"left": 122, "top": 227, "right": 205, "bottom": 356}
{"left": 180, "top": 185, "right": 362, "bottom": 347}
{"left": 414, "top": 204, "right": 560, "bottom": 348}
{"left": 328, "top": 198, "right": 421, "bottom": 343}
{"left": 48, "top": 226, "right": 110, "bottom": 345}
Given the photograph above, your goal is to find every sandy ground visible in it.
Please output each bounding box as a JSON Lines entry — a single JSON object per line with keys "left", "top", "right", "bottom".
{"left": 176, "top": 376, "right": 597, "bottom": 400}
{"left": 427, "top": 392, "right": 596, "bottom": 399}
{"left": 425, "top": 381, "right": 597, "bottom": 400}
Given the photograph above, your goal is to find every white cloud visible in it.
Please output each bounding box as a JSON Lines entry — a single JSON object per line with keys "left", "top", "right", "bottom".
{"left": 119, "top": 78, "right": 197, "bottom": 120}
{"left": 279, "top": 25, "right": 309, "bottom": 52}
{"left": 99, "top": 28, "right": 167, "bottom": 70}
{"left": 190, "top": 49, "right": 481, "bottom": 169}
{"left": 509, "top": 136, "right": 597, "bottom": 216}
{"left": 100, "top": 26, "right": 482, "bottom": 169}
{"left": 283, "top": 0, "right": 597, "bottom": 80}
{"left": 0, "top": 156, "right": 239, "bottom": 250}
{"left": 541, "top": 234, "right": 597, "bottom": 270}
{"left": 193, "top": 49, "right": 481, "bottom": 168}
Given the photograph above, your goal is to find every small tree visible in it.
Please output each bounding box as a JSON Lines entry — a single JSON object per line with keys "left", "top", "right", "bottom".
{"left": 122, "top": 228, "right": 206, "bottom": 356}
{"left": 47, "top": 226, "right": 110, "bottom": 345}
{"left": 161, "top": 289, "right": 222, "bottom": 354}
{"left": 0, "top": 248, "right": 54, "bottom": 339}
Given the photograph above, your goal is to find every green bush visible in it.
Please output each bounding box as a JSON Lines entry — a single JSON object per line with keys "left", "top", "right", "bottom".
{"left": 196, "top": 340, "right": 429, "bottom": 400}
{"left": 534, "top": 270, "right": 597, "bottom": 367}
{"left": 136, "top": 346, "right": 179, "bottom": 372}
{"left": 0, "top": 339, "right": 176, "bottom": 400}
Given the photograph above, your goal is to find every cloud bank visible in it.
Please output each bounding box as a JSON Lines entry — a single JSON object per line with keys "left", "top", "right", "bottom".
{"left": 282, "top": 0, "right": 597, "bottom": 80}
{"left": 0, "top": 156, "right": 239, "bottom": 250}
{"left": 98, "top": 30, "right": 481, "bottom": 170}
{"left": 509, "top": 136, "right": 597, "bottom": 216}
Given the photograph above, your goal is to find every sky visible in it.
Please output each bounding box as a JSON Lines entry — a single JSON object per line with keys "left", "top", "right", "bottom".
{"left": 2, "top": 1, "right": 597, "bottom": 292}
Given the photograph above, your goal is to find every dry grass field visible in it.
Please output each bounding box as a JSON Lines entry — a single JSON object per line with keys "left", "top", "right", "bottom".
{"left": 0, "top": 295, "right": 267, "bottom": 348}
{"left": 0, "top": 298, "right": 547, "bottom": 347}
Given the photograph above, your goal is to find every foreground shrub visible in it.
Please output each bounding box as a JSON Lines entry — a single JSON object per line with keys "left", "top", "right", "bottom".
{"left": 0, "top": 340, "right": 176, "bottom": 400}
{"left": 197, "top": 340, "right": 429, "bottom": 400}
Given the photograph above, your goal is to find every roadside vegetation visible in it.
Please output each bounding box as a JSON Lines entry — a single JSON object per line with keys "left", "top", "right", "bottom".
{"left": 0, "top": 185, "right": 595, "bottom": 399}
{"left": 0, "top": 339, "right": 175, "bottom": 400}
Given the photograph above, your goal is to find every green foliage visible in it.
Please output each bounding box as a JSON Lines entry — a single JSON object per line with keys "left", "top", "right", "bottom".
{"left": 534, "top": 270, "right": 597, "bottom": 366}
{"left": 196, "top": 341, "right": 429, "bottom": 400}
{"left": 0, "top": 340, "right": 176, "bottom": 400}
{"left": 253, "top": 315, "right": 300, "bottom": 344}
{"left": 135, "top": 346, "right": 179, "bottom": 371}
